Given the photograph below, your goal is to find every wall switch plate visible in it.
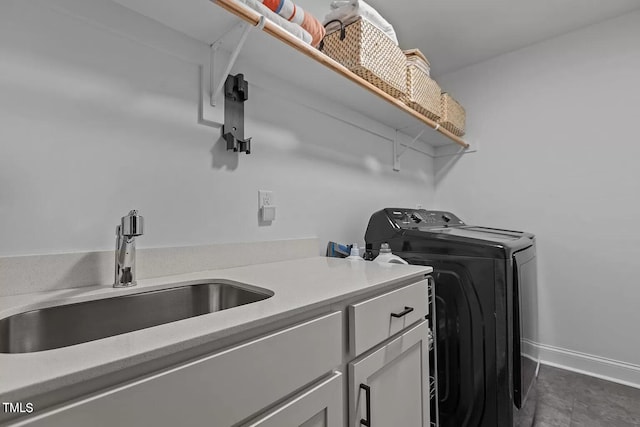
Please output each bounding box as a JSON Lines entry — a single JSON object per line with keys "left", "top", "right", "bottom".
{"left": 259, "top": 190, "right": 276, "bottom": 222}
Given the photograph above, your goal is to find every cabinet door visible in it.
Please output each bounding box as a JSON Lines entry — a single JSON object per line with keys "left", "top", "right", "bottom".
{"left": 244, "top": 372, "right": 343, "bottom": 427}
{"left": 349, "top": 320, "right": 430, "bottom": 427}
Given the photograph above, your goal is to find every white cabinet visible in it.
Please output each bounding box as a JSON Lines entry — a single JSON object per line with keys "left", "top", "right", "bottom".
{"left": 17, "top": 312, "right": 342, "bottom": 427}
{"left": 11, "top": 278, "right": 435, "bottom": 427}
{"left": 348, "top": 320, "right": 431, "bottom": 427}
{"left": 243, "top": 372, "right": 343, "bottom": 427}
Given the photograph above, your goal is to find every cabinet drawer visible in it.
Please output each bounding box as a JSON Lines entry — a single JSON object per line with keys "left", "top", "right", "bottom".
{"left": 243, "top": 371, "right": 343, "bottom": 427}
{"left": 18, "top": 312, "right": 342, "bottom": 427}
{"left": 349, "top": 280, "right": 428, "bottom": 356}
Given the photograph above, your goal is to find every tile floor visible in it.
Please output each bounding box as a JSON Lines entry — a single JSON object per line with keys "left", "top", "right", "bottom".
{"left": 534, "top": 365, "right": 640, "bottom": 427}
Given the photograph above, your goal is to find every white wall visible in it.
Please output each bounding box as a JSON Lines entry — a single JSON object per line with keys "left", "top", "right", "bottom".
{"left": 0, "top": 0, "right": 434, "bottom": 257}
{"left": 436, "top": 10, "right": 640, "bottom": 378}
{"left": 5, "top": 0, "right": 638, "bottom": 386}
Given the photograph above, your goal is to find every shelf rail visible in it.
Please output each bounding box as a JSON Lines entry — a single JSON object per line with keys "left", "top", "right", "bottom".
{"left": 394, "top": 124, "right": 472, "bottom": 171}
{"left": 213, "top": 0, "right": 470, "bottom": 151}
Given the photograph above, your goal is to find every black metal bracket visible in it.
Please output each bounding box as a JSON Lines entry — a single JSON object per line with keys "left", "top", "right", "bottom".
{"left": 223, "top": 73, "right": 251, "bottom": 154}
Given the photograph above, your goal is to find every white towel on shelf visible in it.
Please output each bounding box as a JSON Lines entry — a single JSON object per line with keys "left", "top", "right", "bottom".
{"left": 239, "top": 0, "right": 313, "bottom": 45}
{"left": 407, "top": 55, "right": 430, "bottom": 77}
{"left": 323, "top": 0, "right": 398, "bottom": 45}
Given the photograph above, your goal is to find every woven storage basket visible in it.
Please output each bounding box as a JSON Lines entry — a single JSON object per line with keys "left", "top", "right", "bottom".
{"left": 439, "top": 93, "right": 466, "bottom": 136}
{"left": 401, "top": 49, "right": 441, "bottom": 121}
{"left": 321, "top": 17, "right": 406, "bottom": 98}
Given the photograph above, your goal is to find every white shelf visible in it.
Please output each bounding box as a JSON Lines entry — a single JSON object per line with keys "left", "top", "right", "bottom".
{"left": 111, "top": 0, "right": 468, "bottom": 149}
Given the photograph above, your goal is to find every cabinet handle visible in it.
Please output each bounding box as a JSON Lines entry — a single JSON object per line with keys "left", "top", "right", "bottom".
{"left": 390, "top": 306, "right": 414, "bottom": 318}
{"left": 360, "top": 384, "right": 371, "bottom": 426}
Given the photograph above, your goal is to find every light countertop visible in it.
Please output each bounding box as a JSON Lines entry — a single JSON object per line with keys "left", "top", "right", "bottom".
{"left": 0, "top": 256, "right": 432, "bottom": 402}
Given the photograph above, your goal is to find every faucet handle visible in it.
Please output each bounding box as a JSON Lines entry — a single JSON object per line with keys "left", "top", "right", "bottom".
{"left": 121, "top": 210, "right": 144, "bottom": 237}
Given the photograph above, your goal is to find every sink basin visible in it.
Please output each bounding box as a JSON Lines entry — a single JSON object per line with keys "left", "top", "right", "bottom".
{"left": 0, "top": 282, "right": 273, "bottom": 354}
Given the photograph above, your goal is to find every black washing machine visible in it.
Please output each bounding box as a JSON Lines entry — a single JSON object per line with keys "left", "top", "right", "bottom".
{"left": 365, "top": 208, "right": 539, "bottom": 427}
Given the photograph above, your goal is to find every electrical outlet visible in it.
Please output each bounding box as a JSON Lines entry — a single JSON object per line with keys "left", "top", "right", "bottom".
{"left": 258, "top": 190, "right": 276, "bottom": 222}
{"left": 258, "top": 190, "right": 274, "bottom": 207}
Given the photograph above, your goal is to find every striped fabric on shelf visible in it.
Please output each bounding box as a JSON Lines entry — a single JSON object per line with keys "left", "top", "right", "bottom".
{"left": 259, "top": 0, "right": 325, "bottom": 47}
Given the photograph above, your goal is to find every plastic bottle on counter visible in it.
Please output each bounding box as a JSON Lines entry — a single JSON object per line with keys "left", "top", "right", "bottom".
{"left": 346, "top": 243, "right": 364, "bottom": 261}
{"left": 374, "top": 243, "right": 408, "bottom": 265}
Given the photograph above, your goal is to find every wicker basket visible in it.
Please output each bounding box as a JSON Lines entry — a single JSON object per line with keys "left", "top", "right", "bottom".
{"left": 401, "top": 49, "right": 441, "bottom": 121}
{"left": 321, "top": 18, "right": 406, "bottom": 98}
{"left": 439, "top": 93, "right": 466, "bottom": 136}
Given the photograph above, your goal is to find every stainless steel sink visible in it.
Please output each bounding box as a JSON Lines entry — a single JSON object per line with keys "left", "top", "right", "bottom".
{"left": 0, "top": 282, "right": 273, "bottom": 354}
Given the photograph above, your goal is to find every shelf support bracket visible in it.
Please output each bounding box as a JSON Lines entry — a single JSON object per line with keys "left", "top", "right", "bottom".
{"left": 210, "top": 15, "right": 266, "bottom": 107}
{"left": 393, "top": 126, "right": 428, "bottom": 171}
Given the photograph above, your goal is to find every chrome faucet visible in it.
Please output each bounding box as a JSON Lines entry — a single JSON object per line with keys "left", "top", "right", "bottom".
{"left": 114, "top": 210, "right": 144, "bottom": 288}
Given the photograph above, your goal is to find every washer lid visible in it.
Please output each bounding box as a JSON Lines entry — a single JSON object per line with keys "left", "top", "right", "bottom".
{"left": 413, "top": 225, "right": 535, "bottom": 255}
{"left": 427, "top": 226, "right": 526, "bottom": 243}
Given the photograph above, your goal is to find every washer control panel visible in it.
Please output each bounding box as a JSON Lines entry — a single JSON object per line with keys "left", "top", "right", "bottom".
{"left": 386, "top": 209, "right": 465, "bottom": 228}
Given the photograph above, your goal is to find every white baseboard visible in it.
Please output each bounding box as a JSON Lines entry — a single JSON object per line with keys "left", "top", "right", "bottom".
{"left": 536, "top": 342, "right": 640, "bottom": 389}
